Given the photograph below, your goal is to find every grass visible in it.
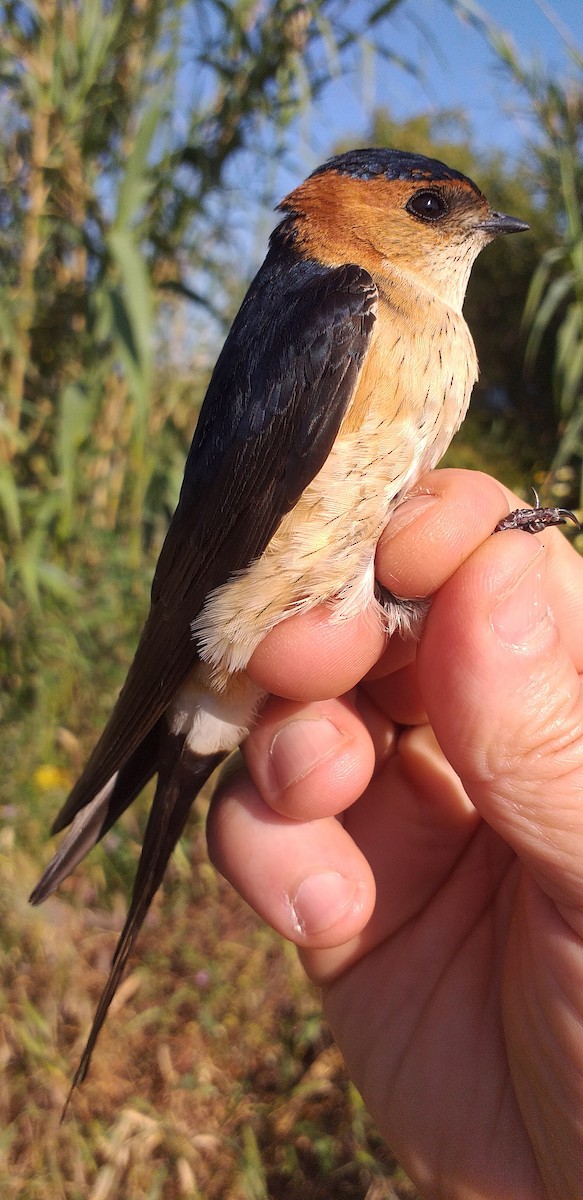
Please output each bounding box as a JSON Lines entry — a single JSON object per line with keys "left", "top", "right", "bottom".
{"left": 1, "top": 787, "right": 419, "bottom": 1198}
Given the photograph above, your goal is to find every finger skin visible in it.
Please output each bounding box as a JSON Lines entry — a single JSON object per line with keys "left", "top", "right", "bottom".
{"left": 320, "top": 524, "right": 583, "bottom": 1199}
{"left": 207, "top": 770, "right": 376, "bottom": 947}
{"left": 418, "top": 529, "right": 583, "bottom": 911}
{"left": 247, "top": 601, "right": 387, "bottom": 702}
{"left": 408, "top": 526, "right": 583, "bottom": 1199}
{"left": 239, "top": 692, "right": 378, "bottom": 821}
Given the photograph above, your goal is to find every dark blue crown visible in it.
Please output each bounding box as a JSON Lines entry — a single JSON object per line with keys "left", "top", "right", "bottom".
{"left": 311, "top": 148, "right": 478, "bottom": 192}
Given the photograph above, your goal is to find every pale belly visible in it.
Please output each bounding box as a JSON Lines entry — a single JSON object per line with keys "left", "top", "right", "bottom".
{"left": 191, "top": 404, "right": 461, "bottom": 687}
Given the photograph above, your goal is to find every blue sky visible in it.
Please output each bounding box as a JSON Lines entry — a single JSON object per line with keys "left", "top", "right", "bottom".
{"left": 183, "top": 0, "right": 582, "bottom": 337}
{"left": 288, "top": 0, "right": 582, "bottom": 174}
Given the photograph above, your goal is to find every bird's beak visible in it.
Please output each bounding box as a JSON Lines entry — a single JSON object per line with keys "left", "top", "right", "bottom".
{"left": 477, "top": 211, "right": 530, "bottom": 236}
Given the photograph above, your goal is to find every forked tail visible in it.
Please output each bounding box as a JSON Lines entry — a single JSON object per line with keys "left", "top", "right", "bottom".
{"left": 60, "top": 738, "right": 226, "bottom": 1117}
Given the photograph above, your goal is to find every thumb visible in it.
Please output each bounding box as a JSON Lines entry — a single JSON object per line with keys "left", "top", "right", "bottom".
{"left": 418, "top": 531, "right": 583, "bottom": 914}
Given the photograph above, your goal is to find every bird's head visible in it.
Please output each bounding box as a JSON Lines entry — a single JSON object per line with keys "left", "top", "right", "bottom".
{"left": 277, "top": 149, "right": 528, "bottom": 312}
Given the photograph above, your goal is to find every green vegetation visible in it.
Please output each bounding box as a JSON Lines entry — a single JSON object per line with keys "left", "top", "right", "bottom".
{"left": 0, "top": 0, "right": 409, "bottom": 723}
{"left": 453, "top": 0, "right": 583, "bottom": 504}
{"left": 1, "top": 0, "right": 582, "bottom": 1195}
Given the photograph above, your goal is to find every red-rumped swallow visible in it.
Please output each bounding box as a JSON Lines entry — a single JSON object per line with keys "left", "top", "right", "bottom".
{"left": 31, "top": 148, "right": 529, "bottom": 1095}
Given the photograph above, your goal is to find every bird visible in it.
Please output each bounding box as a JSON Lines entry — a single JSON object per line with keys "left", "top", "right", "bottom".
{"left": 30, "top": 147, "right": 529, "bottom": 1098}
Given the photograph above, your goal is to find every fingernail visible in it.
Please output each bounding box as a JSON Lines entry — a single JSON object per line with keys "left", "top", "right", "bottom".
{"left": 269, "top": 719, "right": 346, "bottom": 792}
{"left": 288, "top": 871, "right": 363, "bottom": 936}
{"left": 491, "top": 542, "right": 548, "bottom": 647}
{"left": 382, "top": 492, "right": 440, "bottom": 541}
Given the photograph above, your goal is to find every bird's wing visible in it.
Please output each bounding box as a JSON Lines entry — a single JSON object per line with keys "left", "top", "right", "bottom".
{"left": 52, "top": 257, "right": 377, "bottom": 833}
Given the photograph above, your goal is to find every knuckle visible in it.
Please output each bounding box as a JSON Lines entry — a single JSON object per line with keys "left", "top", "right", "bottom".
{"left": 483, "top": 685, "right": 583, "bottom": 796}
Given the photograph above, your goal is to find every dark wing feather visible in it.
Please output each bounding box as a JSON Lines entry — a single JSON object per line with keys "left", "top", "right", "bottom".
{"left": 52, "top": 253, "right": 377, "bottom": 833}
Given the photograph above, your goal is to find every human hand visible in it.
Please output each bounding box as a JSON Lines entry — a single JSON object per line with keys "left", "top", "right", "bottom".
{"left": 207, "top": 468, "right": 583, "bottom": 1200}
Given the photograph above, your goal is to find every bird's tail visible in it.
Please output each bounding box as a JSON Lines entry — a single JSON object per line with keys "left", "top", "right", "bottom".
{"left": 57, "top": 737, "right": 226, "bottom": 1115}
{"left": 30, "top": 724, "right": 162, "bottom": 906}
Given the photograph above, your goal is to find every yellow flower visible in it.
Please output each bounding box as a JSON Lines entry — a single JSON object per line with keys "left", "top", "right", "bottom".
{"left": 33, "top": 764, "right": 69, "bottom": 791}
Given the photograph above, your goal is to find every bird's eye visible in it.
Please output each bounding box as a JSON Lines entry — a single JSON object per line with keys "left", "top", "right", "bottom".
{"left": 406, "top": 190, "right": 449, "bottom": 222}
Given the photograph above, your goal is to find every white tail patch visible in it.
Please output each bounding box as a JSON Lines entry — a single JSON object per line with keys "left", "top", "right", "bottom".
{"left": 168, "top": 673, "right": 264, "bottom": 756}
{"left": 31, "top": 774, "right": 119, "bottom": 903}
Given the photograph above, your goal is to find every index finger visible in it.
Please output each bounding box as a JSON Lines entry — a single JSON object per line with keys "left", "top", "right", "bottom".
{"left": 247, "top": 468, "right": 513, "bottom": 700}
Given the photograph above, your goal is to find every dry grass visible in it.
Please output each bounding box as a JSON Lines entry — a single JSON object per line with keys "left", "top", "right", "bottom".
{"left": 0, "top": 791, "right": 418, "bottom": 1200}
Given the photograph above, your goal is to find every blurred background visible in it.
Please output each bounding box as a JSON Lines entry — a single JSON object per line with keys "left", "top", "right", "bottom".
{"left": 1, "top": 1, "right": 581, "bottom": 1196}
